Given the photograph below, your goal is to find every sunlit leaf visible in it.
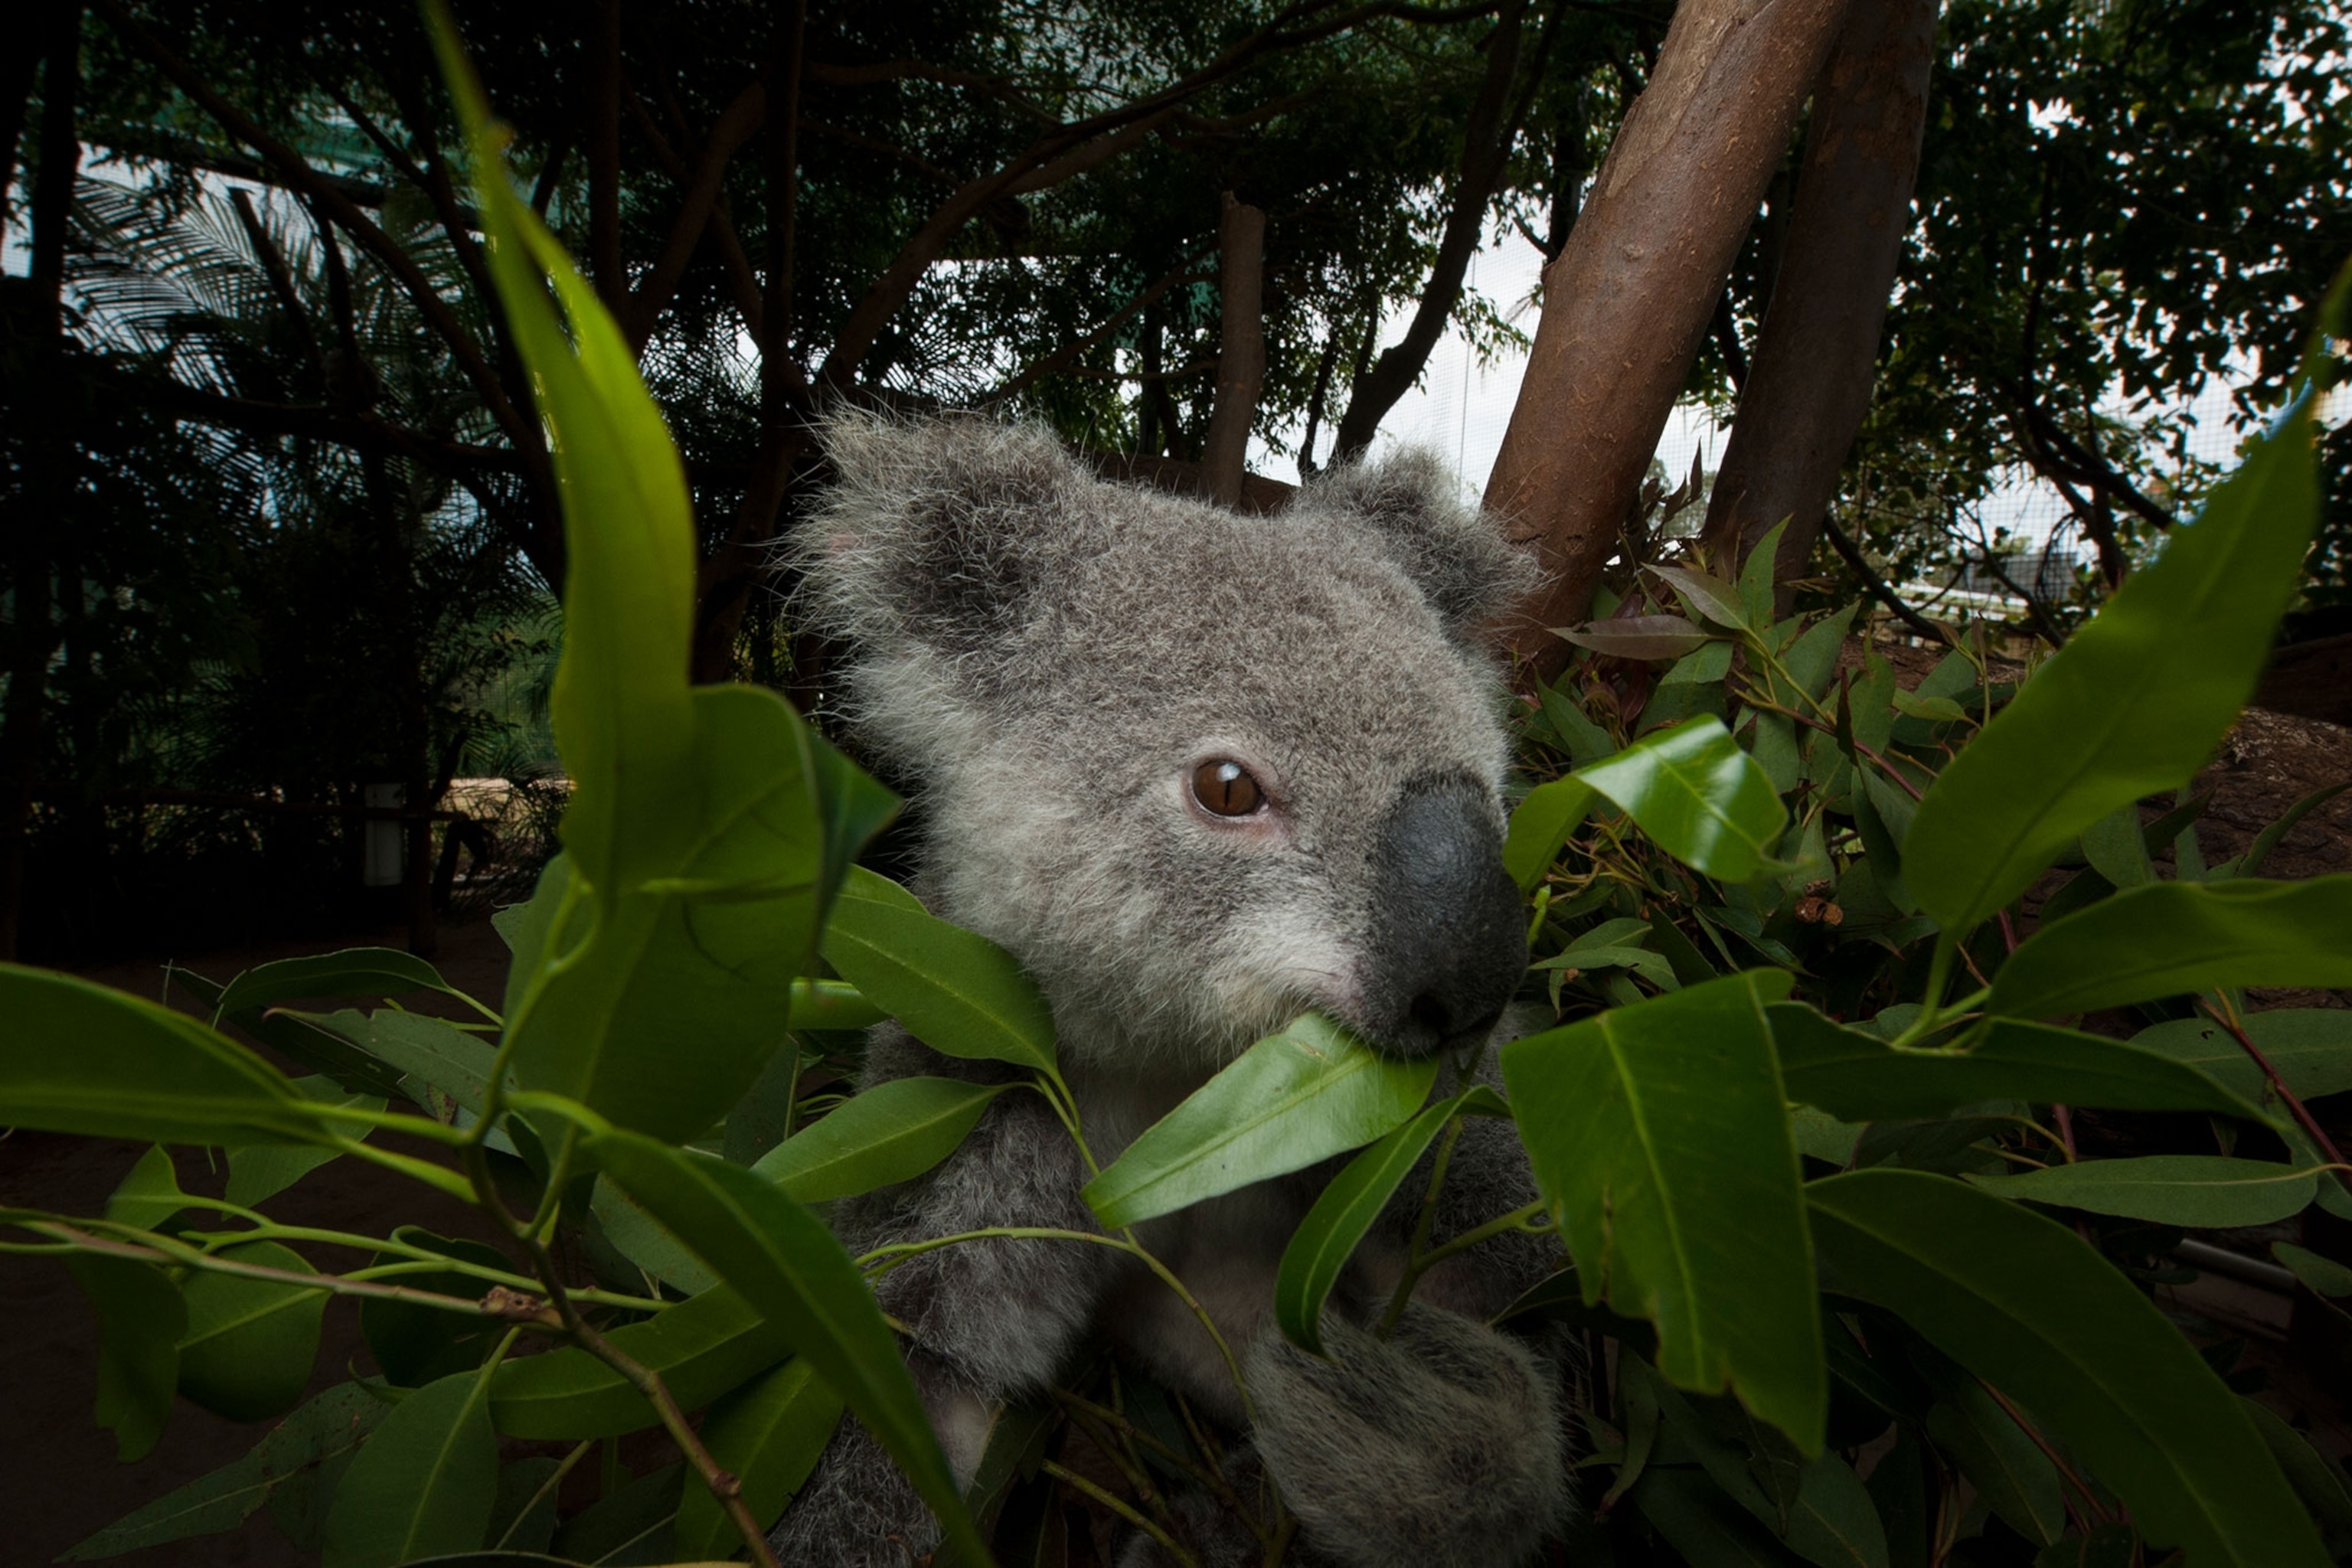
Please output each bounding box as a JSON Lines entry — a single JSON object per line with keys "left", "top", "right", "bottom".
{"left": 1576, "top": 717, "right": 1788, "bottom": 881}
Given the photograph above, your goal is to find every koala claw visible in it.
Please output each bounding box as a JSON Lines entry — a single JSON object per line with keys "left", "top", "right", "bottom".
{"left": 1246, "top": 1302, "right": 1568, "bottom": 1568}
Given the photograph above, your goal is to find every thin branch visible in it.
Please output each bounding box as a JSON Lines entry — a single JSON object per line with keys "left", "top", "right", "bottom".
{"left": 626, "top": 77, "right": 768, "bottom": 350}
{"left": 985, "top": 256, "right": 1213, "bottom": 405}
{"left": 1819, "top": 511, "right": 1954, "bottom": 646}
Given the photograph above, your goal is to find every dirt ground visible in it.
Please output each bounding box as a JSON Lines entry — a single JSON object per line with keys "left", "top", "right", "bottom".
{"left": 5, "top": 643, "right": 2349, "bottom": 1562}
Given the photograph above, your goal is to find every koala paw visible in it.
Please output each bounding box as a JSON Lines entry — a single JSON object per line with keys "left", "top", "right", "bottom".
{"left": 1246, "top": 1302, "right": 1567, "bottom": 1568}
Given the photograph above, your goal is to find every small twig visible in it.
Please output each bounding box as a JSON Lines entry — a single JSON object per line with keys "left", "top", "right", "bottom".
{"left": 1981, "top": 1378, "right": 2112, "bottom": 1526}
{"left": 1045, "top": 1459, "right": 1201, "bottom": 1566}
{"left": 2206, "top": 995, "right": 2352, "bottom": 1201}
{"left": 8, "top": 1222, "right": 518, "bottom": 1317}
{"left": 1820, "top": 511, "right": 1953, "bottom": 646}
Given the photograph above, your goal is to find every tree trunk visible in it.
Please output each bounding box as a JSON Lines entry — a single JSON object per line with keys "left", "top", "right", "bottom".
{"left": 1330, "top": 0, "right": 1528, "bottom": 462}
{"left": 1200, "top": 191, "right": 1266, "bottom": 509}
{"left": 1697, "top": 0, "right": 1936, "bottom": 604}
{"left": 1484, "top": 0, "right": 1853, "bottom": 677}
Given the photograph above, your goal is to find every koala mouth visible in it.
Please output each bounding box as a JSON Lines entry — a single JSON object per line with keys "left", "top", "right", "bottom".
{"left": 1355, "top": 776, "right": 1529, "bottom": 1060}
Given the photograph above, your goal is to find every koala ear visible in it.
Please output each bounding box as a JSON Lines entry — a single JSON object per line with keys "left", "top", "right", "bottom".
{"left": 1289, "top": 449, "right": 1540, "bottom": 640}
{"left": 796, "top": 413, "right": 1080, "bottom": 659}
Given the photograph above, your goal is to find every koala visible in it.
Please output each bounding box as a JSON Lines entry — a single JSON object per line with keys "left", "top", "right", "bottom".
{"left": 774, "top": 416, "right": 1570, "bottom": 1568}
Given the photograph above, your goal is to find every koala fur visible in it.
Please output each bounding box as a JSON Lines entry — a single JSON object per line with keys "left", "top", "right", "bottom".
{"left": 775, "top": 416, "right": 1568, "bottom": 1567}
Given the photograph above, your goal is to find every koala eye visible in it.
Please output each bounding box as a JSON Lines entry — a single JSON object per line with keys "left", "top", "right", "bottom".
{"left": 1191, "top": 760, "right": 1265, "bottom": 818}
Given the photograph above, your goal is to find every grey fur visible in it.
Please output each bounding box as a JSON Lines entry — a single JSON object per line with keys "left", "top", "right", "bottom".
{"left": 779, "top": 415, "right": 1566, "bottom": 1566}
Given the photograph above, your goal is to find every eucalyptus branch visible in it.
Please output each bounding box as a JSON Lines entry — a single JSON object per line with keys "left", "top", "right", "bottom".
{"left": 2204, "top": 992, "right": 2352, "bottom": 1200}
{"left": 1051, "top": 1387, "right": 1258, "bottom": 1536}
{"left": 7, "top": 1220, "right": 507, "bottom": 1316}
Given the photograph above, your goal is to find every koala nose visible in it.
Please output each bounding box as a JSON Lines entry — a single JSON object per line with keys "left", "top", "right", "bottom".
{"left": 1358, "top": 777, "right": 1528, "bottom": 1058}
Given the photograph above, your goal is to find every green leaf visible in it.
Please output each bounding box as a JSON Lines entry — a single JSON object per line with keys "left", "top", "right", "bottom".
{"left": 1576, "top": 717, "right": 1789, "bottom": 881}
{"left": 1807, "top": 1168, "right": 2328, "bottom": 1566}
{"left": 106, "top": 1144, "right": 188, "bottom": 1230}
{"left": 1965, "top": 1156, "right": 2319, "bottom": 1227}
{"left": 590, "top": 1177, "right": 718, "bottom": 1295}
{"left": 485, "top": 1457, "right": 564, "bottom": 1554}
{"left": 1274, "top": 1095, "right": 1461, "bottom": 1355}
{"left": 2239, "top": 1395, "right": 2352, "bottom": 1547}
{"left": 2033, "top": 1526, "right": 2141, "bottom": 1568}
{"left": 822, "top": 870, "right": 1058, "bottom": 1076}
{"left": 488, "top": 1286, "right": 787, "bottom": 1439}
{"left": 0, "top": 964, "right": 328, "bottom": 1145}
{"left": 752, "top": 1076, "right": 1013, "bottom": 1204}
{"left": 1504, "top": 774, "right": 1598, "bottom": 892}
{"left": 1653, "top": 564, "right": 1753, "bottom": 632}
{"left": 362, "top": 1011, "right": 498, "bottom": 1115}
{"left": 582, "top": 1128, "right": 984, "bottom": 1560}
{"left": 2230, "top": 781, "right": 2352, "bottom": 879}
{"left": 214, "top": 948, "right": 488, "bottom": 1024}
{"left": 671, "top": 1359, "right": 845, "bottom": 1557}
{"left": 1768, "top": 1007, "right": 2268, "bottom": 1124}
{"left": 2128, "top": 1009, "right": 2352, "bottom": 1104}
{"left": 1540, "top": 680, "right": 1620, "bottom": 765}
{"left": 501, "top": 688, "right": 832, "bottom": 1144}
{"left": 227, "top": 1076, "right": 385, "bottom": 1207}
{"left": 1082, "top": 1014, "right": 1439, "bottom": 1230}
{"left": 361, "top": 1229, "right": 513, "bottom": 1388}
{"left": 59, "top": 1383, "right": 388, "bottom": 1560}
{"left": 177, "top": 1240, "right": 328, "bottom": 1422}
{"left": 548, "top": 1462, "right": 681, "bottom": 1566}
{"left": 1900, "top": 374, "right": 2324, "bottom": 936}
{"left": 1632, "top": 1466, "right": 1805, "bottom": 1567}
{"left": 1502, "top": 972, "right": 1822, "bottom": 1451}
{"left": 1784, "top": 1450, "right": 1890, "bottom": 1568}
{"left": 786, "top": 978, "right": 887, "bottom": 1033}
{"left": 2272, "top": 1242, "right": 2352, "bottom": 1298}
{"left": 1922, "top": 1375, "right": 2064, "bottom": 1546}
{"left": 1988, "top": 877, "right": 2352, "bottom": 1018}
{"left": 2079, "top": 805, "right": 2154, "bottom": 889}
{"left": 321, "top": 1369, "right": 498, "bottom": 1567}
{"left": 67, "top": 1255, "right": 185, "bottom": 1462}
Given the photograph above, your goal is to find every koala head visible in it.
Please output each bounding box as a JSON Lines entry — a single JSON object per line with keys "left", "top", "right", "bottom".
{"left": 797, "top": 415, "right": 1537, "bottom": 1079}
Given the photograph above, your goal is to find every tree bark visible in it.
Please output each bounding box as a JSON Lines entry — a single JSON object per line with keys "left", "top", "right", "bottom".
{"left": 1697, "top": 0, "right": 1935, "bottom": 603}
{"left": 1330, "top": 0, "right": 1528, "bottom": 462}
{"left": 1484, "top": 0, "right": 1853, "bottom": 675}
{"left": 589, "top": 0, "right": 624, "bottom": 309}
{"left": 1200, "top": 191, "right": 1266, "bottom": 509}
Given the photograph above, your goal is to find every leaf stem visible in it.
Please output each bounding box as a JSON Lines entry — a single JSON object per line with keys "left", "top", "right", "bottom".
{"left": 2203, "top": 992, "right": 2352, "bottom": 1188}
{"left": 1379, "top": 1198, "right": 1549, "bottom": 1336}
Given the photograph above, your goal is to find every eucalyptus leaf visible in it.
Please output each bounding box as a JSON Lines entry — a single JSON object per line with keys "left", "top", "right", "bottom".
{"left": 671, "top": 1359, "right": 844, "bottom": 1557}
{"left": 177, "top": 1240, "right": 328, "bottom": 1422}
{"left": 1965, "top": 1156, "right": 2319, "bottom": 1227}
{"left": 488, "top": 1286, "right": 787, "bottom": 1439}
{"left": 1576, "top": 717, "right": 1789, "bottom": 882}
{"left": 214, "top": 948, "right": 488, "bottom": 1024}
{"left": 1083, "top": 1014, "right": 1438, "bottom": 1230}
{"left": 822, "top": 871, "right": 1058, "bottom": 1076}
{"left": 582, "top": 1129, "right": 984, "bottom": 1560}
{"left": 321, "top": 1368, "right": 498, "bottom": 1567}
{"left": 58, "top": 1383, "right": 387, "bottom": 1560}
{"left": 0, "top": 964, "right": 328, "bottom": 1146}
{"left": 1503, "top": 972, "right": 1822, "bottom": 1451}
{"left": 1808, "top": 1169, "right": 2327, "bottom": 1566}
{"left": 1556, "top": 614, "right": 1714, "bottom": 661}
{"left": 1901, "top": 371, "right": 2326, "bottom": 935}
{"left": 753, "top": 1076, "right": 1014, "bottom": 1204}
{"left": 1769, "top": 1007, "right": 2268, "bottom": 1123}
{"left": 67, "top": 1255, "right": 185, "bottom": 1464}
{"left": 1988, "top": 877, "right": 2352, "bottom": 1018}
{"left": 1275, "top": 1094, "right": 1462, "bottom": 1355}
{"left": 2128, "top": 1009, "right": 2352, "bottom": 1105}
